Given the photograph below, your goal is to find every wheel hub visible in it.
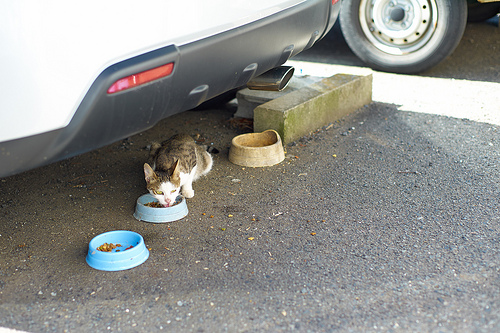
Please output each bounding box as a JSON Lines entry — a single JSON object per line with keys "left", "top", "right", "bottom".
{"left": 359, "top": 0, "right": 438, "bottom": 54}
{"left": 390, "top": 6, "right": 405, "bottom": 22}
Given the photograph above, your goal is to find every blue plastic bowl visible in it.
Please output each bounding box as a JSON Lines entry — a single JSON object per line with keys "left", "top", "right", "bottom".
{"left": 133, "top": 193, "right": 188, "bottom": 223}
{"left": 86, "top": 230, "right": 149, "bottom": 271}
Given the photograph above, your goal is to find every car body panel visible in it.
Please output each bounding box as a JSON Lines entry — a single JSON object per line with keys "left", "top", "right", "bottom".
{"left": 0, "top": 0, "right": 340, "bottom": 177}
{"left": 1, "top": 0, "right": 309, "bottom": 143}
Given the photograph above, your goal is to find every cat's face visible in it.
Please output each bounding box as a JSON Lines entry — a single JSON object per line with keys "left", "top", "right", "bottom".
{"left": 149, "top": 182, "right": 180, "bottom": 207}
{"left": 144, "top": 162, "right": 181, "bottom": 207}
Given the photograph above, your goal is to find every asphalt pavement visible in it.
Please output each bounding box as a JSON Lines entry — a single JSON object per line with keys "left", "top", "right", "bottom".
{"left": 0, "top": 18, "right": 499, "bottom": 333}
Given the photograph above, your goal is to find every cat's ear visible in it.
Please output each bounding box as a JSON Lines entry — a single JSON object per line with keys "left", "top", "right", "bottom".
{"left": 169, "top": 160, "right": 180, "bottom": 178}
{"left": 144, "top": 163, "right": 155, "bottom": 182}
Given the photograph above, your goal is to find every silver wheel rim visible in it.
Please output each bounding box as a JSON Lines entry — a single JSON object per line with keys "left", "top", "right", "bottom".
{"left": 359, "top": 0, "right": 438, "bottom": 55}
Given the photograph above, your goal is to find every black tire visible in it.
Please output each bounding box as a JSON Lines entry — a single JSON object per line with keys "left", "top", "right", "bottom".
{"left": 467, "top": 2, "right": 500, "bottom": 23}
{"left": 339, "top": 0, "right": 468, "bottom": 74}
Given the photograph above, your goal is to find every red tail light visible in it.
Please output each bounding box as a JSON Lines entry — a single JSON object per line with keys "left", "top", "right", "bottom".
{"left": 107, "top": 62, "right": 174, "bottom": 94}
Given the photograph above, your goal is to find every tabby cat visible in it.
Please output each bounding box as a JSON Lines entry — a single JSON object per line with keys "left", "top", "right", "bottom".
{"left": 144, "top": 134, "right": 212, "bottom": 207}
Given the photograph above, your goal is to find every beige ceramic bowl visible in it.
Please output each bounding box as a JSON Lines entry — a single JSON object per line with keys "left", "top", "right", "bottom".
{"left": 229, "top": 129, "right": 285, "bottom": 167}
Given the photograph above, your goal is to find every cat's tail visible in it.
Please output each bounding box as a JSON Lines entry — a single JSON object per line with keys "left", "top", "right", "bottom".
{"left": 149, "top": 142, "right": 161, "bottom": 155}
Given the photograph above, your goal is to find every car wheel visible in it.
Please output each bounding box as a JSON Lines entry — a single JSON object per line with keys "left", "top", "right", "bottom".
{"left": 339, "top": 0, "right": 468, "bottom": 74}
{"left": 467, "top": 2, "right": 500, "bottom": 23}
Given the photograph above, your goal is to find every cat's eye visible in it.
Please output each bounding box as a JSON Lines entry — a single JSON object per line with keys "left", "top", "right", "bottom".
{"left": 170, "top": 190, "right": 176, "bottom": 193}
{"left": 153, "top": 190, "right": 163, "bottom": 195}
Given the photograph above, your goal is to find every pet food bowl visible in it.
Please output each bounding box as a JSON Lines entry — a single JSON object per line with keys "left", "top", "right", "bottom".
{"left": 229, "top": 129, "right": 285, "bottom": 167}
{"left": 86, "top": 230, "right": 149, "bottom": 271}
{"left": 133, "top": 193, "right": 188, "bottom": 223}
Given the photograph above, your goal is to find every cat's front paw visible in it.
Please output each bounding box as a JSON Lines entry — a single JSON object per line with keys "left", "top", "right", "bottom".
{"left": 182, "top": 189, "right": 194, "bottom": 198}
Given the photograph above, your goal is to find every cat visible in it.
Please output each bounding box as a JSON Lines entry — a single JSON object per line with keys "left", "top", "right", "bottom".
{"left": 143, "top": 134, "right": 212, "bottom": 207}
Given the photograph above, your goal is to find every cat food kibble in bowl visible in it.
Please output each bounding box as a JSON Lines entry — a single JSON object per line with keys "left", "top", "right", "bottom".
{"left": 144, "top": 201, "right": 164, "bottom": 208}
{"left": 97, "top": 243, "right": 121, "bottom": 252}
{"left": 96, "top": 243, "right": 135, "bottom": 252}
{"left": 144, "top": 196, "right": 182, "bottom": 208}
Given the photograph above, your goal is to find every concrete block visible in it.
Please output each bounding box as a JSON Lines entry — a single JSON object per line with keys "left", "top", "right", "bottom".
{"left": 254, "top": 74, "right": 372, "bottom": 144}
{"left": 234, "top": 76, "right": 323, "bottom": 119}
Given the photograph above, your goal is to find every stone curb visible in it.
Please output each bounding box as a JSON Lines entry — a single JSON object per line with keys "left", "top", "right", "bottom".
{"left": 253, "top": 73, "right": 372, "bottom": 144}
{"left": 234, "top": 75, "right": 323, "bottom": 119}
